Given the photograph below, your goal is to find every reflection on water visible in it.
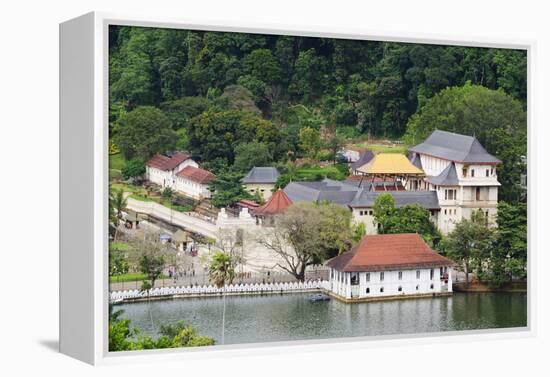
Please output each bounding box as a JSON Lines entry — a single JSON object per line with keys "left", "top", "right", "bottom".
{"left": 119, "top": 292, "right": 527, "bottom": 345}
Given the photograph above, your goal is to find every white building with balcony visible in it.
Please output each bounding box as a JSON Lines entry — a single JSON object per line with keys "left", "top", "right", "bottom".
{"left": 409, "top": 130, "right": 501, "bottom": 234}
{"left": 326, "top": 233, "right": 455, "bottom": 301}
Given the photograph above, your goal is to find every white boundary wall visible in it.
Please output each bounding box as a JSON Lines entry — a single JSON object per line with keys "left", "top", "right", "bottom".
{"left": 111, "top": 280, "right": 330, "bottom": 300}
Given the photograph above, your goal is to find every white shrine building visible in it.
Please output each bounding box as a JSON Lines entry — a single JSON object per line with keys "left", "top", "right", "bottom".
{"left": 409, "top": 130, "right": 501, "bottom": 233}
{"left": 326, "top": 233, "right": 455, "bottom": 301}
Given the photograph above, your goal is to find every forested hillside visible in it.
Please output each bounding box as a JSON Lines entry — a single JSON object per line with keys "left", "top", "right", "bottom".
{"left": 109, "top": 26, "right": 527, "bottom": 203}
{"left": 109, "top": 26, "right": 526, "bottom": 137}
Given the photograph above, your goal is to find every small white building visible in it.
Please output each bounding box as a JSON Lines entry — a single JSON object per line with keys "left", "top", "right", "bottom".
{"left": 326, "top": 233, "right": 455, "bottom": 301}
{"left": 175, "top": 166, "right": 216, "bottom": 200}
{"left": 145, "top": 152, "right": 198, "bottom": 189}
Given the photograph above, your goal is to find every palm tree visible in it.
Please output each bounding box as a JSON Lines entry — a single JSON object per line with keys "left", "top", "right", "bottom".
{"left": 110, "top": 187, "right": 127, "bottom": 241}
{"left": 208, "top": 252, "right": 235, "bottom": 344}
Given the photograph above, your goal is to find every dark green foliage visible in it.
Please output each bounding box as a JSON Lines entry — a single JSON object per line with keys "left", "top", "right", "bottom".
{"left": 139, "top": 253, "right": 165, "bottom": 289}
{"left": 209, "top": 171, "right": 252, "bottom": 208}
{"left": 109, "top": 317, "right": 215, "bottom": 351}
{"left": 373, "top": 193, "right": 442, "bottom": 246}
{"left": 121, "top": 158, "right": 145, "bottom": 180}
{"left": 486, "top": 202, "right": 527, "bottom": 285}
{"left": 442, "top": 210, "right": 496, "bottom": 284}
{"left": 114, "top": 106, "right": 177, "bottom": 160}
{"left": 160, "top": 96, "right": 212, "bottom": 129}
{"left": 187, "top": 109, "right": 280, "bottom": 164}
{"left": 233, "top": 141, "right": 273, "bottom": 173}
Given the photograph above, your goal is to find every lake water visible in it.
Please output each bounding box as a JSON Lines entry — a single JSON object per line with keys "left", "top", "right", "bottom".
{"left": 118, "top": 292, "right": 527, "bottom": 345}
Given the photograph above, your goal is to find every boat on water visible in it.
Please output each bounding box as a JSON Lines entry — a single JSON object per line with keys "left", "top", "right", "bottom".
{"left": 309, "top": 294, "right": 330, "bottom": 302}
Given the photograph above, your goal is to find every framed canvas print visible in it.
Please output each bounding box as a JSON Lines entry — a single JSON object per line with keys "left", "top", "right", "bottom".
{"left": 59, "top": 12, "right": 532, "bottom": 365}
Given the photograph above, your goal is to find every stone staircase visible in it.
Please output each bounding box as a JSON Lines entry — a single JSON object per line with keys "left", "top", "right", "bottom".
{"left": 194, "top": 200, "right": 220, "bottom": 219}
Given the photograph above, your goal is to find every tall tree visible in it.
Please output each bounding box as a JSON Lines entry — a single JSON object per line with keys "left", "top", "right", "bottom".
{"left": 233, "top": 141, "right": 273, "bottom": 173}
{"left": 444, "top": 210, "right": 495, "bottom": 284}
{"left": 114, "top": 106, "right": 177, "bottom": 160}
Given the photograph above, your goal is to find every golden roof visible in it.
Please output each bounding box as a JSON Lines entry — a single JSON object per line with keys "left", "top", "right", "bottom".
{"left": 357, "top": 153, "right": 424, "bottom": 175}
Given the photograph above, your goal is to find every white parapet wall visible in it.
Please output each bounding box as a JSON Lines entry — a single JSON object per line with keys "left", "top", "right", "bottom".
{"left": 126, "top": 197, "right": 218, "bottom": 238}
{"left": 111, "top": 280, "right": 330, "bottom": 301}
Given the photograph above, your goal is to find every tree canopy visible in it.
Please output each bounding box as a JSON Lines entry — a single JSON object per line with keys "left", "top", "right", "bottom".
{"left": 404, "top": 84, "right": 527, "bottom": 203}
{"left": 113, "top": 106, "right": 176, "bottom": 160}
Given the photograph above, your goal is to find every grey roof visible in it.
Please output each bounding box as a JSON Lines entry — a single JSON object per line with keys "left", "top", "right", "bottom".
{"left": 351, "top": 150, "right": 375, "bottom": 170}
{"left": 284, "top": 178, "right": 440, "bottom": 210}
{"left": 410, "top": 153, "right": 423, "bottom": 170}
{"left": 349, "top": 190, "right": 440, "bottom": 209}
{"left": 284, "top": 179, "right": 361, "bottom": 207}
{"left": 241, "top": 167, "right": 280, "bottom": 184}
{"left": 427, "top": 162, "right": 459, "bottom": 186}
{"left": 409, "top": 130, "right": 501, "bottom": 164}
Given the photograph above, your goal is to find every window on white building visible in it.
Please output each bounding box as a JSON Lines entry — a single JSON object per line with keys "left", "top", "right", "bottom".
{"left": 486, "top": 169, "right": 489, "bottom": 177}
{"left": 398, "top": 286, "right": 402, "bottom": 292}
{"left": 366, "top": 287, "right": 370, "bottom": 294}
{"left": 380, "top": 272, "right": 384, "bottom": 281}
{"left": 350, "top": 272, "right": 359, "bottom": 286}
{"left": 416, "top": 270, "right": 421, "bottom": 279}
{"left": 430, "top": 284, "right": 434, "bottom": 289}
{"left": 366, "top": 273, "right": 370, "bottom": 282}
{"left": 380, "top": 287, "right": 384, "bottom": 293}
{"left": 398, "top": 271, "right": 403, "bottom": 280}
{"left": 430, "top": 269, "right": 434, "bottom": 280}
{"left": 416, "top": 285, "right": 419, "bottom": 291}
{"left": 463, "top": 168, "right": 468, "bottom": 177}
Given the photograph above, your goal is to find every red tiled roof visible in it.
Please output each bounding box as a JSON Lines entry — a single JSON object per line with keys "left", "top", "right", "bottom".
{"left": 237, "top": 199, "right": 261, "bottom": 209}
{"left": 254, "top": 189, "right": 293, "bottom": 216}
{"left": 146, "top": 152, "right": 191, "bottom": 171}
{"left": 327, "top": 233, "right": 455, "bottom": 272}
{"left": 176, "top": 166, "right": 216, "bottom": 184}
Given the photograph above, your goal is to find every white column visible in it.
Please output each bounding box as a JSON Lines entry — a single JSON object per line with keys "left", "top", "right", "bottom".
{"left": 448, "top": 268, "right": 453, "bottom": 292}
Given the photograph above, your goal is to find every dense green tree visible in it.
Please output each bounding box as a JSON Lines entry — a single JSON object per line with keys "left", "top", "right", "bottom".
{"left": 373, "top": 194, "right": 441, "bottom": 246}
{"left": 209, "top": 171, "right": 252, "bottom": 208}
{"left": 114, "top": 106, "right": 177, "bottom": 160}
{"left": 208, "top": 252, "right": 236, "bottom": 287}
{"left": 218, "top": 85, "right": 261, "bottom": 114}
{"left": 187, "top": 109, "right": 279, "bottom": 164}
{"left": 444, "top": 210, "right": 496, "bottom": 284}
{"left": 121, "top": 158, "right": 146, "bottom": 181}
{"left": 404, "top": 84, "right": 527, "bottom": 203}
{"left": 233, "top": 141, "right": 273, "bottom": 173}
{"left": 160, "top": 96, "right": 212, "bottom": 130}
{"left": 298, "top": 127, "right": 322, "bottom": 159}
{"left": 486, "top": 202, "right": 527, "bottom": 286}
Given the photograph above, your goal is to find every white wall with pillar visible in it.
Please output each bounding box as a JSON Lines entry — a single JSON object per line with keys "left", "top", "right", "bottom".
{"left": 328, "top": 266, "right": 453, "bottom": 300}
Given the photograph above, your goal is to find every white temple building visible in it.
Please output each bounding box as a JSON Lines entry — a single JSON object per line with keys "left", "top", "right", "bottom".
{"left": 326, "top": 233, "right": 455, "bottom": 301}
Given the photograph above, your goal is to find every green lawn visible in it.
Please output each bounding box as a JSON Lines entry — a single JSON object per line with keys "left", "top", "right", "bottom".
{"left": 109, "top": 273, "right": 169, "bottom": 283}
{"left": 348, "top": 142, "right": 408, "bottom": 155}
{"left": 295, "top": 163, "right": 349, "bottom": 181}
{"left": 109, "top": 153, "right": 126, "bottom": 170}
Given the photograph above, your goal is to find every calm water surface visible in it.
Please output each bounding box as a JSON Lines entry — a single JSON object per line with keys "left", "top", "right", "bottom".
{"left": 119, "top": 292, "right": 527, "bottom": 345}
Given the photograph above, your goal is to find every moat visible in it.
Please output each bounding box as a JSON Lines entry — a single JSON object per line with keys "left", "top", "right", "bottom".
{"left": 118, "top": 292, "right": 527, "bottom": 345}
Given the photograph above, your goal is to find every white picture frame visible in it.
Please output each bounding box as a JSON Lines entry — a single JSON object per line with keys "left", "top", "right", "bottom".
{"left": 59, "top": 11, "right": 534, "bottom": 365}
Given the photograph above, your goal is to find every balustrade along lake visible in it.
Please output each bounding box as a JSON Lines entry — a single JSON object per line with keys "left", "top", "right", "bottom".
{"left": 118, "top": 292, "right": 527, "bottom": 345}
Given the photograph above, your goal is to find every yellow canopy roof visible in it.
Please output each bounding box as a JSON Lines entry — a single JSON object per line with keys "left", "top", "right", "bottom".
{"left": 357, "top": 153, "right": 424, "bottom": 175}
